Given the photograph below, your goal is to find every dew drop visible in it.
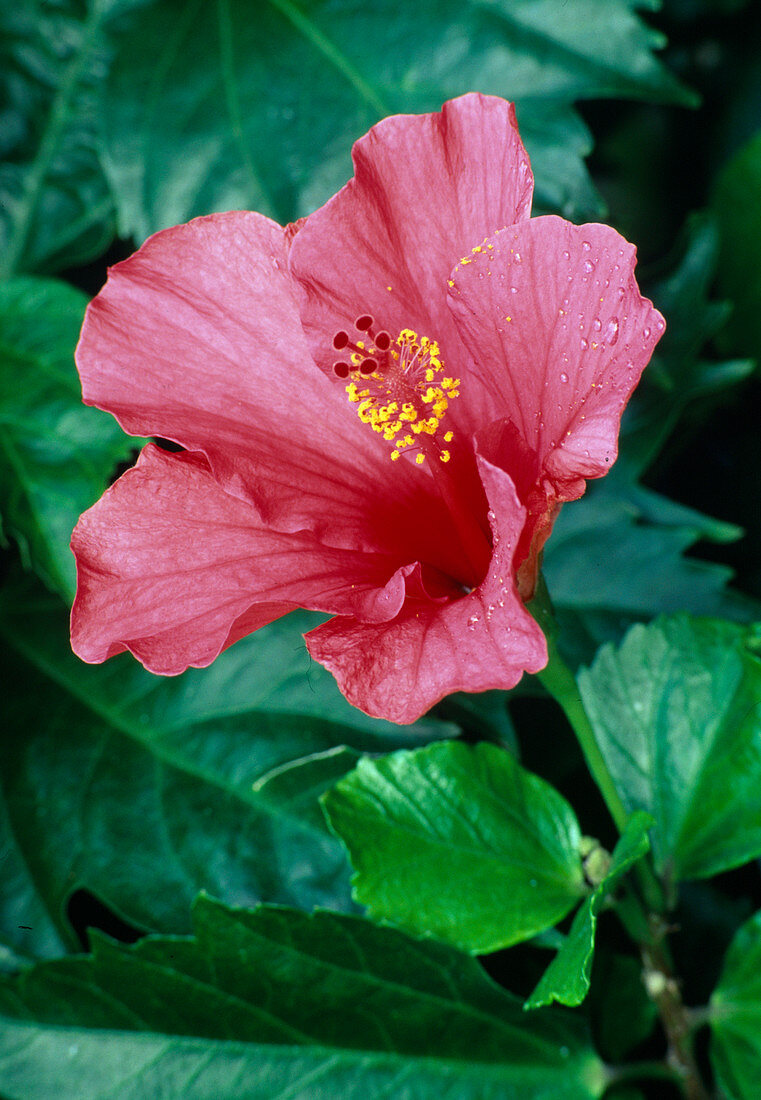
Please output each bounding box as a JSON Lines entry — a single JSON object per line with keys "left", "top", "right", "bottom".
{"left": 562, "top": 249, "right": 570, "bottom": 260}
{"left": 581, "top": 240, "right": 591, "bottom": 251}
{"left": 582, "top": 260, "right": 594, "bottom": 274}
{"left": 592, "top": 317, "right": 602, "bottom": 331}
{"left": 560, "top": 371, "right": 569, "bottom": 383}
{"left": 467, "top": 614, "right": 479, "bottom": 629}
{"left": 487, "top": 509, "right": 496, "bottom": 525}
{"left": 643, "top": 326, "right": 651, "bottom": 339}
{"left": 604, "top": 317, "right": 619, "bottom": 345}
{"left": 580, "top": 337, "right": 589, "bottom": 350}
{"left": 514, "top": 251, "right": 522, "bottom": 262}
{"left": 510, "top": 285, "right": 517, "bottom": 294}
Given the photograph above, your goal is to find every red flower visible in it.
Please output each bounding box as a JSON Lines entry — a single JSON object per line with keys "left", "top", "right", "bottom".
{"left": 71, "top": 94, "right": 663, "bottom": 723}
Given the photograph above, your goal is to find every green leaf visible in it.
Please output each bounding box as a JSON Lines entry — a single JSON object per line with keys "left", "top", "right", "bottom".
{"left": 0, "top": 896, "right": 607, "bottom": 1100}
{"left": 0, "top": 1, "right": 116, "bottom": 275}
{"left": 0, "top": 580, "right": 454, "bottom": 953}
{"left": 578, "top": 616, "right": 761, "bottom": 887}
{"left": 323, "top": 740, "right": 586, "bottom": 954}
{"left": 712, "top": 129, "right": 761, "bottom": 364}
{"left": 544, "top": 476, "right": 757, "bottom": 636}
{"left": 710, "top": 908, "right": 761, "bottom": 1100}
{"left": 622, "top": 213, "right": 755, "bottom": 474}
{"left": 589, "top": 951, "right": 658, "bottom": 1062}
{"left": 0, "top": 277, "right": 137, "bottom": 599}
{"left": 101, "top": 0, "right": 692, "bottom": 241}
{"left": 525, "top": 812, "right": 652, "bottom": 1009}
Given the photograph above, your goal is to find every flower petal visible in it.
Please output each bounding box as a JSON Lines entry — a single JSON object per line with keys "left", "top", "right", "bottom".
{"left": 289, "top": 93, "right": 534, "bottom": 438}
{"left": 76, "top": 211, "right": 459, "bottom": 570}
{"left": 305, "top": 457, "right": 548, "bottom": 724}
{"left": 448, "top": 215, "right": 664, "bottom": 483}
{"left": 71, "top": 445, "right": 418, "bottom": 675}
{"left": 448, "top": 216, "right": 664, "bottom": 591}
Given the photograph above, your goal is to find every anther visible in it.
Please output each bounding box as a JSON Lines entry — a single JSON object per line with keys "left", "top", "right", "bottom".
{"left": 333, "top": 361, "right": 350, "bottom": 378}
{"left": 332, "top": 331, "right": 349, "bottom": 350}
{"left": 359, "top": 357, "right": 376, "bottom": 376}
{"left": 374, "top": 330, "right": 391, "bottom": 351}
{"left": 355, "top": 314, "right": 374, "bottom": 332}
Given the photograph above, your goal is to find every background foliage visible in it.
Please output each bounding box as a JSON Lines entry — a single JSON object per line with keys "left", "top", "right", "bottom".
{"left": 1, "top": 0, "right": 760, "bottom": 1096}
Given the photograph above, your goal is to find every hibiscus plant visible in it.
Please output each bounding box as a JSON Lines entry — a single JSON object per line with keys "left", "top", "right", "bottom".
{"left": 1, "top": 3, "right": 760, "bottom": 1099}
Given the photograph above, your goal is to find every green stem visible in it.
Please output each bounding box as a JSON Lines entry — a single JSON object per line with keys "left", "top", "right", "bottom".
{"left": 528, "top": 578, "right": 664, "bottom": 915}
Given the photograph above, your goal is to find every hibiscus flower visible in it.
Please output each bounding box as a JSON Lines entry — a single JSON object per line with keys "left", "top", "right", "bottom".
{"left": 70, "top": 93, "right": 663, "bottom": 723}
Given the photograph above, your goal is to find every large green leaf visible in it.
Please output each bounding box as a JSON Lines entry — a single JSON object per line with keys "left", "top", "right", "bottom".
{"left": 578, "top": 616, "right": 761, "bottom": 888}
{"left": 101, "top": 0, "right": 692, "bottom": 241}
{"left": 526, "top": 811, "right": 652, "bottom": 1009}
{"left": 0, "top": 581, "right": 454, "bottom": 957}
{"left": 323, "top": 740, "right": 586, "bottom": 953}
{"left": 0, "top": 0, "right": 116, "bottom": 275}
{"left": 710, "top": 908, "right": 761, "bottom": 1100}
{"left": 0, "top": 277, "right": 136, "bottom": 599}
{"left": 545, "top": 475, "right": 751, "bottom": 622}
{"left": 0, "top": 895, "right": 606, "bottom": 1100}
{"left": 712, "top": 129, "right": 761, "bottom": 364}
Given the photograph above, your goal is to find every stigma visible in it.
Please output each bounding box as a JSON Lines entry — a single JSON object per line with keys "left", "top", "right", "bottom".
{"left": 331, "top": 315, "right": 459, "bottom": 465}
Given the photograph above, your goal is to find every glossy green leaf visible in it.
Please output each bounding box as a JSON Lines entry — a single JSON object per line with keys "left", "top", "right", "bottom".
{"left": 323, "top": 741, "right": 586, "bottom": 953}
{"left": 0, "top": 895, "right": 606, "bottom": 1100}
{"left": 101, "top": 0, "right": 692, "bottom": 241}
{"left": 578, "top": 616, "right": 761, "bottom": 887}
{"left": 0, "top": 277, "right": 136, "bottom": 599}
{"left": 0, "top": 1, "right": 116, "bottom": 275}
{"left": 710, "top": 908, "right": 761, "bottom": 1100}
{"left": 526, "top": 812, "right": 652, "bottom": 1009}
{"left": 712, "top": 129, "right": 761, "bottom": 363}
{"left": 0, "top": 580, "right": 453, "bottom": 954}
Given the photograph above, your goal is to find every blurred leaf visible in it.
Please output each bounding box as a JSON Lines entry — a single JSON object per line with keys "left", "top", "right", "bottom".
{"left": 525, "top": 812, "right": 652, "bottom": 1009}
{"left": 0, "top": 276, "right": 136, "bottom": 598}
{"left": 0, "top": 0, "right": 117, "bottom": 275}
{"left": 710, "top": 908, "right": 761, "bottom": 1100}
{"left": 544, "top": 474, "right": 755, "bottom": 624}
{"left": 101, "top": 0, "right": 693, "bottom": 241}
{"left": 323, "top": 740, "right": 586, "bottom": 954}
{"left": 434, "top": 689, "right": 518, "bottom": 753}
{"left": 0, "top": 895, "right": 606, "bottom": 1100}
{"left": 589, "top": 951, "right": 658, "bottom": 1062}
{"left": 712, "top": 129, "right": 761, "bottom": 364}
{"left": 623, "top": 213, "right": 755, "bottom": 473}
{"left": 0, "top": 580, "right": 454, "bottom": 955}
{"left": 578, "top": 615, "right": 761, "bottom": 887}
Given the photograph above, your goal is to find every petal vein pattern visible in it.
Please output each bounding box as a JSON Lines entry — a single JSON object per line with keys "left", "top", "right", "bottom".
{"left": 71, "top": 93, "right": 663, "bottom": 721}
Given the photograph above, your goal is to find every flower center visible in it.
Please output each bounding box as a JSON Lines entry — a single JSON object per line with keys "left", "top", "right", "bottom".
{"left": 331, "top": 316, "right": 460, "bottom": 466}
{"left": 331, "top": 314, "right": 492, "bottom": 587}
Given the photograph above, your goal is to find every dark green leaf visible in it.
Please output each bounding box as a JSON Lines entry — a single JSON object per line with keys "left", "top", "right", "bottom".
{"left": 0, "top": 581, "right": 453, "bottom": 952}
{"left": 578, "top": 616, "right": 761, "bottom": 886}
{"left": 102, "top": 0, "right": 692, "bottom": 240}
{"left": 0, "top": 277, "right": 136, "bottom": 599}
{"left": 589, "top": 951, "right": 658, "bottom": 1062}
{"left": 623, "top": 213, "right": 755, "bottom": 474}
{"left": 323, "top": 740, "right": 586, "bottom": 954}
{"left": 0, "top": 895, "right": 606, "bottom": 1100}
{"left": 710, "top": 908, "right": 761, "bottom": 1100}
{"left": 712, "top": 129, "right": 761, "bottom": 364}
{"left": 525, "top": 812, "right": 652, "bottom": 1009}
{"left": 0, "top": 1, "right": 116, "bottom": 275}
{"left": 544, "top": 475, "right": 756, "bottom": 626}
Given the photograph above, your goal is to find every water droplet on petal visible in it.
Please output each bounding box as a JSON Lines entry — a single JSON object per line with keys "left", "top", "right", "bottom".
{"left": 582, "top": 260, "right": 594, "bottom": 274}
{"left": 580, "top": 337, "right": 589, "bottom": 350}
{"left": 560, "top": 371, "right": 569, "bottom": 383}
{"left": 467, "top": 614, "right": 479, "bottom": 629}
{"left": 604, "top": 318, "right": 619, "bottom": 345}
{"left": 581, "top": 240, "right": 592, "bottom": 251}
{"left": 644, "top": 326, "right": 651, "bottom": 338}
{"left": 562, "top": 249, "right": 570, "bottom": 260}
{"left": 592, "top": 318, "right": 602, "bottom": 331}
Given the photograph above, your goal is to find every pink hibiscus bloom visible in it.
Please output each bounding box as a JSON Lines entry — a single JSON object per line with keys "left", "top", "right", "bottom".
{"left": 71, "top": 94, "right": 663, "bottom": 724}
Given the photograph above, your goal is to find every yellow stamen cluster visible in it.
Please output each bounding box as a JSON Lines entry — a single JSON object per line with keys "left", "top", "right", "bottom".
{"left": 344, "top": 329, "right": 460, "bottom": 465}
